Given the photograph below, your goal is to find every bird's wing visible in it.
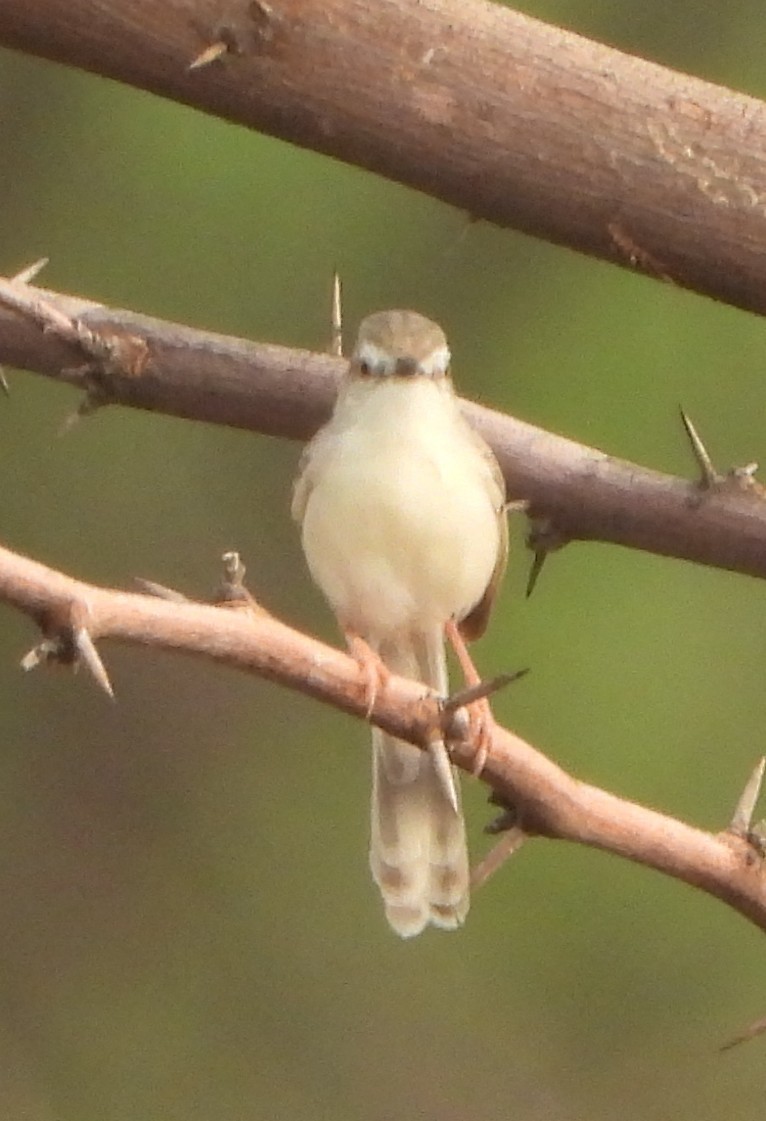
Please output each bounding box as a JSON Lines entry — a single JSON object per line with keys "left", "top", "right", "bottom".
{"left": 291, "top": 424, "right": 336, "bottom": 525}
{"left": 458, "top": 425, "right": 508, "bottom": 642}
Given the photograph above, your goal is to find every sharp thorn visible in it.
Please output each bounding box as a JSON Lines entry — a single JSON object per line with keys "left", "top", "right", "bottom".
{"left": 442, "top": 669, "right": 528, "bottom": 713}
{"left": 11, "top": 257, "right": 49, "bottom": 284}
{"left": 526, "top": 549, "right": 547, "bottom": 597}
{"left": 729, "top": 756, "right": 766, "bottom": 836}
{"left": 73, "top": 626, "right": 114, "bottom": 698}
{"left": 720, "top": 1016, "right": 766, "bottom": 1052}
{"left": 330, "top": 271, "right": 343, "bottom": 357}
{"left": 680, "top": 406, "right": 718, "bottom": 488}
{"left": 188, "top": 40, "right": 228, "bottom": 70}
{"left": 470, "top": 825, "right": 526, "bottom": 890}
{"left": 428, "top": 738, "right": 459, "bottom": 814}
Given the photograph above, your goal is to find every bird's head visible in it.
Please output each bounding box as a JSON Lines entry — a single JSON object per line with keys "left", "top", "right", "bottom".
{"left": 350, "top": 310, "right": 451, "bottom": 380}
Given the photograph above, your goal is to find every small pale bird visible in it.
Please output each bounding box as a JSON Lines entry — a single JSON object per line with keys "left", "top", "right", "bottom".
{"left": 292, "top": 309, "right": 507, "bottom": 937}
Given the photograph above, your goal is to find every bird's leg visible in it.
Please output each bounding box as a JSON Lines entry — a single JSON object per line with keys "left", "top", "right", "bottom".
{"left": 445, "top": 619, "right": 496, "bottom": 776}
{"left": 343, "top": 629, "right": 390, "bottom": 718}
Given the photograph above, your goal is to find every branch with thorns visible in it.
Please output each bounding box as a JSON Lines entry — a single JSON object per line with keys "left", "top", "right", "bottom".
{"left": 3, "top": 264, "right": 766, "bottom": 587}
{"left": 0, "top": 537, "right": 765, "bottom": 965}
{"left": 2, "top": 262, "right": 766, "bottom": 1046}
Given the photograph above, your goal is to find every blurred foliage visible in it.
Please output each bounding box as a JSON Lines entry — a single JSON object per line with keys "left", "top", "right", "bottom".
{"left": 1, "top": 2, "right": 766, "bottom": 1119}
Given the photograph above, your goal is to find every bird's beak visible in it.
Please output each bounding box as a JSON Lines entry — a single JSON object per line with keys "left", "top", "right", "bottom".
{"left": 394, "top": 356, "right": 420, "bottom": 378}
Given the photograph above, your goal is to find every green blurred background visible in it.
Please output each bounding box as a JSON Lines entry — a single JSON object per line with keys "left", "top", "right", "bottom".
{"left": 1, "top": 2, "right": 766, "bottom": 1118}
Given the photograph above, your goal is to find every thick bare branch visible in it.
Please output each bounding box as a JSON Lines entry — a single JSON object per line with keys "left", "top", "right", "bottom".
{"left": 3, "top": 0, "right": 766, "bottom": 314}
{"left": 3, "top": 276, "right": 766, "bottom": 582}
{"left": 1, "top": 540, "right": 764, "bottom": 933}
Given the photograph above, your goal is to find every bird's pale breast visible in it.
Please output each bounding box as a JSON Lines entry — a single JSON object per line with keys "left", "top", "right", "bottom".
{"left": 300, "top": 377, "right": 500, "bottom": 640}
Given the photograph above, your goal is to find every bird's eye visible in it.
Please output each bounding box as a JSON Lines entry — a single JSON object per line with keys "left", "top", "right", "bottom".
{"left": 359, "top": 360, "right": 371, "bottom": 376}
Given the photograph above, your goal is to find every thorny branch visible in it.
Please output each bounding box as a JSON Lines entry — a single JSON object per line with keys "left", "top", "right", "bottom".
{"left": 0, "top": 539, "right": 765, "bottom": 943}
{"left": 2, "top": 0, "right": 766, "bottom": 1045}
{"left": 0, "top": 268, "right": 765, "bottom": 974}
{"left": 2, "top": 271, "right": 766, "bottom": 585}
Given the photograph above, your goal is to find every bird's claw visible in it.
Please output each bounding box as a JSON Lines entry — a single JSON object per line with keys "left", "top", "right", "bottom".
{"left": 445, "top": 618, "right": 497, "bottom": 774}
{"left": 467, "top": 697, "right": 495, "bottom": 776}
{"left": 344, "top": 631, "right": 390, "bottom": 717}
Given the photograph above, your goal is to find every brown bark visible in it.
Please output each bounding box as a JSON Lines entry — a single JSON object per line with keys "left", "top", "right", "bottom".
{"left": 2, "top": 539, "right": 765, "bottom": 935}
{"left": 1, "top": 0, "right": 766, "bottom": 314}
{"left": 2, "top": 2, "right": 766, "bottom": 962}
{"left": 3, "top": 275, "right": 766, "bottom": 585}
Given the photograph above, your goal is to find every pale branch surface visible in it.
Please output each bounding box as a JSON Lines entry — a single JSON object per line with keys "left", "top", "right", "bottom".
{"left": 4, "top": 0, "right": 766, "bottom": 314}
{"left": 0, "top": 539, "right": 764, "bottom": 933}
{"left": 3, "top": 276, "right": 766, "bottom": 581}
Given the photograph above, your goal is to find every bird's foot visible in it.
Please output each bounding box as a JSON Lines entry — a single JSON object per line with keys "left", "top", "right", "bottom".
{"left": 344, "top": 630, "right": 390, "bottom": 717}
{"left": 445, "top": 618, "right": 496, "bottom": 776}
{"left": 466, "top": 697, "right": 496, "bottom": 777}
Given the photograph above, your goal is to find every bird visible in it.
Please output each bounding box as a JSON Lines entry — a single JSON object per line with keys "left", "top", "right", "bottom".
{"left": 292, "top": 309, "right": 507, "bottom": 937}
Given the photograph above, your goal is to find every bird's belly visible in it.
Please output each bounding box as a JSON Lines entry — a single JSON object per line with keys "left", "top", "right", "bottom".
{"left": 301, "top": 439, "right": 499, "bottom": 638}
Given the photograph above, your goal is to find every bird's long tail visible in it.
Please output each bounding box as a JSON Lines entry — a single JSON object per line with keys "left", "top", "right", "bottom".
{"left": 369, "top": 629, "right": 469, "bottom": 938}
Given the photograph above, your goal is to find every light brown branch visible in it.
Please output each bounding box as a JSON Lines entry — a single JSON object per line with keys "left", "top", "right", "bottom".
{"left": 3, "top": 275, "right": 766, "bottom": 582}
{"left": 1, "top": 539, "right": 765, "bottom": 932}
{"left": 3, "top": 0, "right": 766, "bottom": 314}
